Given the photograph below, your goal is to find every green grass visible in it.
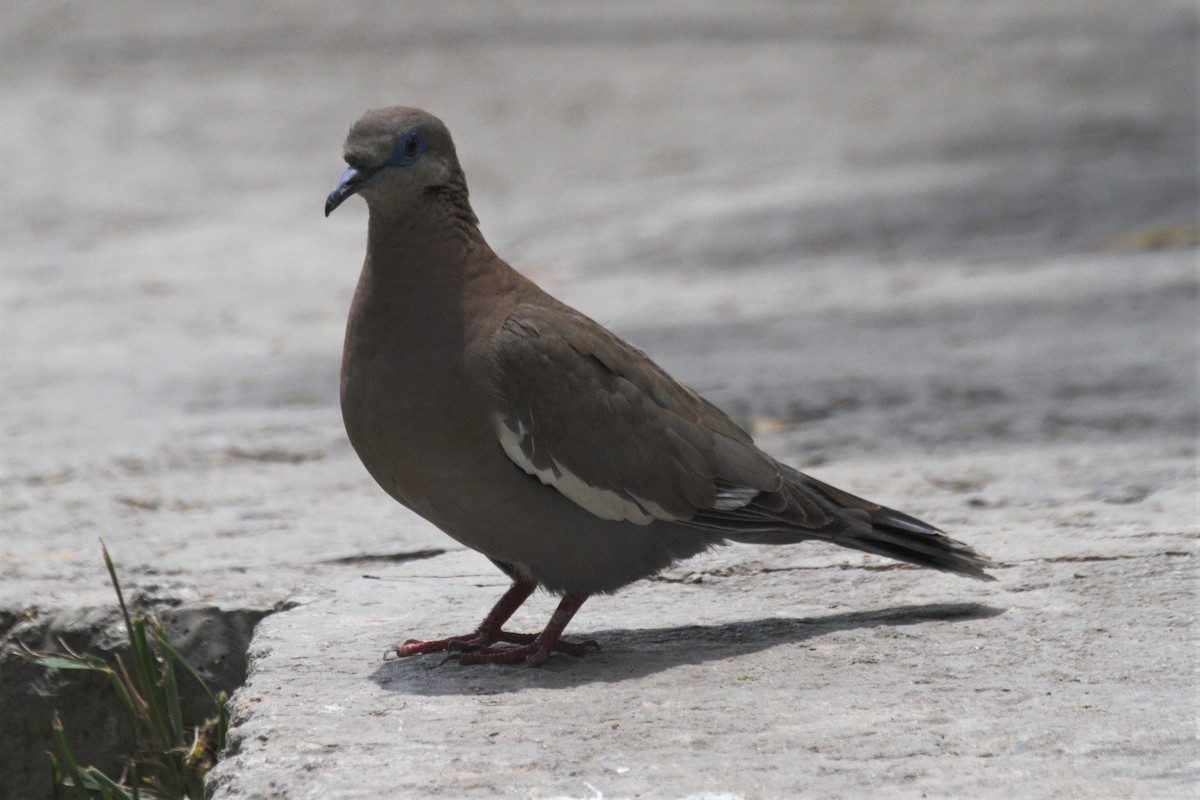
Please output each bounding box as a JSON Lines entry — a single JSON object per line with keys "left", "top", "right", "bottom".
{"left": 23, "top": 542, "right": 228, "bottom": 800}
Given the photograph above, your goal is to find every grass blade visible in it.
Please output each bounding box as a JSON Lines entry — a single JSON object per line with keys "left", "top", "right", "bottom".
{"left": 50, "top": 713, "right": 97, "bottom": 800}
{"left": 37, "top": 543, "right": 234, "bottom": 799}
{"left": 31, "top": 655, "right": 109, "bottom": 672}
{"left": 87, "top": 768, "right": 137, "bottom": 800}
{"left": 150, "top": 629, "right": 219, "bottom": 708}
{"left": 101, "top": 542, "right": 135, "bottom": 647}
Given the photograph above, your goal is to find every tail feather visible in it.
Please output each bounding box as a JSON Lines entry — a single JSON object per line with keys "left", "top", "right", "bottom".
{"left": 837, "top": 512, "right": 996, "bottom": 580}
{"left": 711, "top": 467, "right": 997, "bottom": 581}
{"left": 799, "top": 472, "right": 997, "bottom": 581}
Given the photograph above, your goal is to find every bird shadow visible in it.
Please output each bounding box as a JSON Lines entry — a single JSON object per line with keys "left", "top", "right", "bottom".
{"left": 369, "top": 602, "right": 1004, "bottom": 696}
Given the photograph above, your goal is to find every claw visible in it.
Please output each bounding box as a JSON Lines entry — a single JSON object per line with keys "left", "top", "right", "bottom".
{"left": 395, "top": 632, "right": 601, "bottom": 666}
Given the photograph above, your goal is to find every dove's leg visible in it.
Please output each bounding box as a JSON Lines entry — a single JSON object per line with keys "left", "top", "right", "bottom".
{"left": 455, "top": 592, "right": 597, "bottom": 666}
{"left": 393, "top": 577, "right": 537, "bottom": 657}
{"left": 393, "top": 579, "right": 598, "bottom": 664}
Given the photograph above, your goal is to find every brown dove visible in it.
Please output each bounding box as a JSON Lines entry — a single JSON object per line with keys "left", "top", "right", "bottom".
{"left": 325, "top": 107, "right": 994, "bottom": 665}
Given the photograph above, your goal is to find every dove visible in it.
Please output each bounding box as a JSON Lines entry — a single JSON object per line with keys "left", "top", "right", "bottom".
{"left": 325, "top": 107, "right": 994, "bottom": 665}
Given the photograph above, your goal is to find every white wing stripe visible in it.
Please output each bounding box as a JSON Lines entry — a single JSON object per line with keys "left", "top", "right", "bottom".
{"left": 493, "top": 415, "right": 758, "bottom": 523}
{"left": 714, "top": 486, "right": 759, "bottom": 510}
{"left": 495, "top": 415, "right": 659, "bottom": 525}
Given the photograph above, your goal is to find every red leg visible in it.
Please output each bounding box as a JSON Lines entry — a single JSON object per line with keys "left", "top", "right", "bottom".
{"left": 393, "top": 581, "right": 598, "bottom": 666}
{"left": 393, "top": 577, "right": 536, "bottom": 657}
{"left": 456, "top": 592, "right": 596, "bottom": 666}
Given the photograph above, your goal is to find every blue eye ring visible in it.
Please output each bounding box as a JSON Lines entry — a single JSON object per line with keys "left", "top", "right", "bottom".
{"left": 386, "top": 131, "right": 425, "bottom": 166}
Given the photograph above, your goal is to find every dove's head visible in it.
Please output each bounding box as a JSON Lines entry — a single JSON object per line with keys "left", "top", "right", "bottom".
{"left": 325, "top": 107, "right": 465, "bottom": 217}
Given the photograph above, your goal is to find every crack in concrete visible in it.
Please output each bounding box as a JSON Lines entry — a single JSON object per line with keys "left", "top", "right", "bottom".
{"left": 321, "top": 547, "right": 448, "bottom": 565}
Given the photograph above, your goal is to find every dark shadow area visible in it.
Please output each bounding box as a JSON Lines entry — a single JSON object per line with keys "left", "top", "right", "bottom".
{"left": 2, "top": 602, "right": 274, "bottom": 800}
{"left": 369, "top": 602, "right": 1005, "bottom": 696}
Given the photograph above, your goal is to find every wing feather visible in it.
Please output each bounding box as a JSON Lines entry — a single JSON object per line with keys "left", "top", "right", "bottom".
{"left": 487, "top": 303, "right": 782, "bottom": 525}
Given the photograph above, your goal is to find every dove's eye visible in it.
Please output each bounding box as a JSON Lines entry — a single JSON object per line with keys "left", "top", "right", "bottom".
{"left": 387, "top": 132, "right": 425, "bottom": 166}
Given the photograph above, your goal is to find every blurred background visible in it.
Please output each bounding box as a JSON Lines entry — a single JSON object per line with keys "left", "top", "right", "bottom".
{"left": 4, "top": 0, "right": 1195, "bottom": 447}
{"left": 1, "top": 2, "right": 1196, "bottom": 794}
{"left": 3, "top": 0, "right": 1196, "bottom": 617}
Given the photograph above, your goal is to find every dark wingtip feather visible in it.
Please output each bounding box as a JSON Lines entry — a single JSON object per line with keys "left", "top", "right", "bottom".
{"left": 848, "top": 511, "right": 998, "bottom": 581}
{"left": 787, "top": 470, "right": 997, "bottom": 581}
{"left": 700, "top": 466, "right": 998, "bottom": 581}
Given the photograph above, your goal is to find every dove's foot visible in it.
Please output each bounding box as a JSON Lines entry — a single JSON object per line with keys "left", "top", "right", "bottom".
{"left": 454, "top": 636, "right": 599, "bottom": 666}
{"left": 391, "top": 586, "right": 592, "bottom": 666}
{"left": 392, "top": 629, "right": 528, "bottom": 655}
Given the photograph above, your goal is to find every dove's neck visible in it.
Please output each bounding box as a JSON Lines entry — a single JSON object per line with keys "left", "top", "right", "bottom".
{"left": 347, "top": 196, "right": 522, "bottom": 372}
{"left": 360, "top": 210, "right": 513, "bottom": 307}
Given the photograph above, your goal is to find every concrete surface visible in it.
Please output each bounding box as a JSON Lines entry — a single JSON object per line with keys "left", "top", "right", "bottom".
{"left": 2, "top": 2, "right": 1196, "bottom": 799}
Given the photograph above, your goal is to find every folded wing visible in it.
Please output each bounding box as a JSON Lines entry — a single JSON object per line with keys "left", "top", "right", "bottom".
{"left": 487, "top": 303, "right": 828, "bottom": 529}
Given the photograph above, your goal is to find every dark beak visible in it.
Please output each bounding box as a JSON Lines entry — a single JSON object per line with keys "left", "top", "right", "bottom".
{"left": 325, "top": 166, "right": 372, "bottom": 217}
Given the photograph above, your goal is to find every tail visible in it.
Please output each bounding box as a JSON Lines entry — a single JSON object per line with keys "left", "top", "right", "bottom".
{"left": 798, "top": 471, "right": 997, "bottom": 581}
{"left": 716, "top": 466, "right": 997, "bottom": 580}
